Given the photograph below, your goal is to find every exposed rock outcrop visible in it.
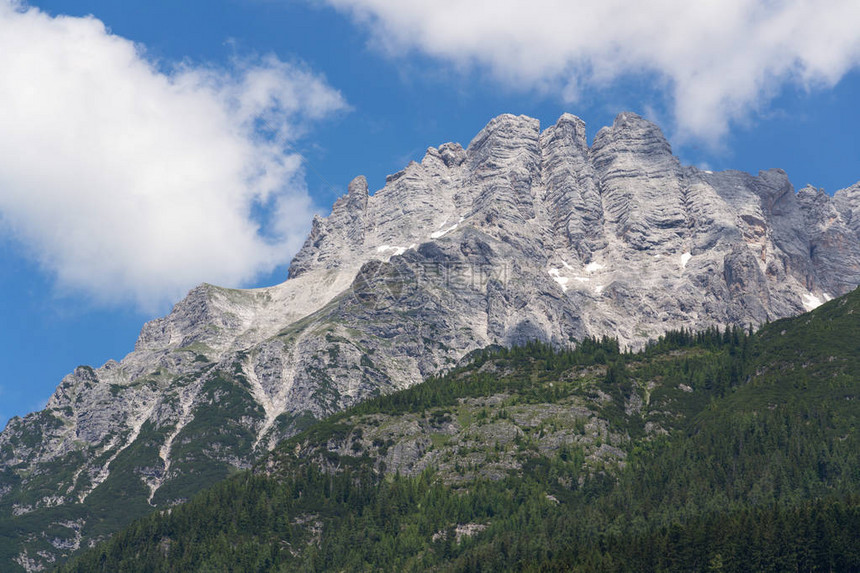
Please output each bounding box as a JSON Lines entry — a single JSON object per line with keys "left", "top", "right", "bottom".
{"left": 2, "top": 112, "right": 859, "bottom": 571}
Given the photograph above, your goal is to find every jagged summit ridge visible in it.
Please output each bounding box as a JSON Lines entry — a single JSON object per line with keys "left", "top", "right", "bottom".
{"left": 292, "top": 111, "right": 858, "bottom": 314}
{"left": 1, "top": 111, "right": 859, "bottom": 572}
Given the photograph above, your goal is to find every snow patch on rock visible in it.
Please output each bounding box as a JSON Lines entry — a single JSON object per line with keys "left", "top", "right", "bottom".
{"left": 430, "top": 216, "right": 464, "bottom": 239}
{"left": 802, "top": 292, "right": 824, "bottom": 311}
{"left": 376, "top": 245, "right": 416, "bottom": 261}
{"left": 680, "top": 252, "right": 692, "bottom": 268}
{"left": 548, "top": 268, "right": 569, "bottom": 292}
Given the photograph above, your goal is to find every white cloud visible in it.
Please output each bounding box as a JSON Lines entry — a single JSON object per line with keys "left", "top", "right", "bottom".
{"left": 326, "top": 0, "right": 860, "bottom": 141}
{"left": 0, "top": 1, "right": 347, "bottom": 310}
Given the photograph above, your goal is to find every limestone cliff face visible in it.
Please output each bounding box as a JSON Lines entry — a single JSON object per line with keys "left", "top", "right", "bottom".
{"left": 2, "top": 112, "right": 859, "bottom": 571}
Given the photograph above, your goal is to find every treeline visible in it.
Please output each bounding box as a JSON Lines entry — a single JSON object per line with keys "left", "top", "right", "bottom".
{"left": 347, "top": 328, "right": 750, "bottom": 420}
{"left": 60, "top": 446, "right": 860, "bottom": 572}
{"left": 59, "top": 292, "right": 860, "bottom": 572}
{"left": 346, "top": 336, "right": 626, "bottom": 419}
{"left": 647, "top": 324, "right": 752, "bottom": 352}
{"left": 448, "top": 495, "right": 860, "bottom": 572}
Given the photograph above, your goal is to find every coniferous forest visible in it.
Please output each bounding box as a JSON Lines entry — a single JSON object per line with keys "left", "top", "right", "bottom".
{"left": 58, "top": 288, "right": 860, "bottom": 572}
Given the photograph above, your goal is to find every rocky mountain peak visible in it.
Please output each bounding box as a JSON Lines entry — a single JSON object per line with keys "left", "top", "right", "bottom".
{"left": 2, "top": 110, "right": 860, "bottom": 572}
{"left": 751, "top": 168, "right": 795, "bottom": 214}
{"left": 468, "top": 113, "right": 540, "bottom": 148}
{"left": 835, "top": 182, "right": 860, "bottom": 236}
{"left": 423, "top": 142, "right": 466, "bottom": 168}
{"left": 593, "top": 112, "right": 673, "bottom": 160}
{"left": 541, "top": 112, "right": 588, "bottom": 151}
{"left": 465, "top": 115, "right": 541, "bottom": 180}
{"left": 797, "top": 183, "right": 823, "bottom": 200}
{"left": 346, "top": 175, "right": 369, "bottom": 207}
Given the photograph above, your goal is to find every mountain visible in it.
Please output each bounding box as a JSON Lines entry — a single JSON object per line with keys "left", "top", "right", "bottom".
{"left": 2, "top": 112, "right": 860, "bottom": 570}
{"left": 60, "top": 286, "right": 860, "bottom": 572}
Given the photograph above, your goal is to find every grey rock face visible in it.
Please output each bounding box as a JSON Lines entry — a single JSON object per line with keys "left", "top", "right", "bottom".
{"left": 540, "top": 113, "right": 604, "bottom": 259}
{"left": 2, "top": 111, "right": 859, "bottom": 571}
{"left": 835, "top": 182, "right": 860, "bottom": 235}
{"left": 592, "top": 112, "right": 686, "bottom": 251}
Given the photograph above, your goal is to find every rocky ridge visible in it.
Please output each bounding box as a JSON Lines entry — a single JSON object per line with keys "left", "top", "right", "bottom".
{"left": 1, "top": 111, "right": 859, "bottom": 570}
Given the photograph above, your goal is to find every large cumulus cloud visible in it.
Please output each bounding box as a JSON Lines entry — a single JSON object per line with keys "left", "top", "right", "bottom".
{"left": 327, "top": 0, "right": 860, "bottom": 141}
{"left": 0, "top": 1, "right": 347, "bottom": 309}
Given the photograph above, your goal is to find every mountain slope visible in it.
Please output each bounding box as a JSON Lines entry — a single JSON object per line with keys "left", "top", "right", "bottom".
{"left": 1, "top": 112, "right": 860, "bottom": 570}
{"left": 60, "top": 287, "right": 860, "bottom": 572}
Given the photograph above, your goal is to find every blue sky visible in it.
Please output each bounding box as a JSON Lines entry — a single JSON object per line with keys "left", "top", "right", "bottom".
{"left": 1, "top": 0, "right": 859, "bottom": 427}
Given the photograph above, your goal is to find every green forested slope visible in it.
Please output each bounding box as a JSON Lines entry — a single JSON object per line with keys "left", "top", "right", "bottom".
{"left": 60, "top": 289, "right": 860, "bottom": 572}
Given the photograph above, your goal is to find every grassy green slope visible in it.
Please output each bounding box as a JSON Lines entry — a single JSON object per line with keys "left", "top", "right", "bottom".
{"left": 60, "top": 288, "right": 860, "bottom": 572}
